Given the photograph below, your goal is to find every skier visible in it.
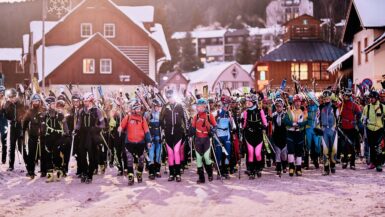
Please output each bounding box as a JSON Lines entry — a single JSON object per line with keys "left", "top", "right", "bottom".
{"left": 22, "top": 94, "right": 44, "bottom": 179}
{"left": 145, "top": 99, "right": 163, "bottom": 180}
{"left": 190, "top": 98, "right": 216, "bottom": 184}
{"left": 119, "top": 100, "right": 152, "bottom": 185}
{"left": 319, "top": 90, "right": 339, "bottom": 175}
{"left": 339, "top": 88, "right": 361, "bottom": 170}
{"left": 214, "top": 96, "right": 235, "bottom": 179}
{"left": 361, "top": 91, "right": 385, "bottom": 172}
{"left": 272, "top": 98, "right": 288, "bottom": 176}
{"left": 242, "top": 94, "right": 268, "bottom": 179}
{"left": 304, "top": 92, "right": 320, "bottom": 169}
{"left": 160, "top": 89, "right": 188, "bottom": 182}
{"left": 283, "top": 94, "right": 307, "bottom": 177}
{"left": 0, "top": 86, "right": 7, "bottom": 164}
{"left": 75, "top": 92, "right": 105, "bottom": 183}
{"left": 43, "top": 96, "right": 69, "bottom": 182}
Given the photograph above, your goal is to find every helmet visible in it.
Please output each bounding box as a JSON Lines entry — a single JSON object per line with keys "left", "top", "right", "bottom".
{"left": 131, "top": 101, "right": 142, "bottom": 110}
{"left": 152, "top": 99, "right": 162, "bottom": 107}
{"left": 0, "top": 86, "right": 5, "bottom": 94}
{"left": 72, "top": 93, "right": 81, "bottom": 101}
{"left": 196, "top": 98, "right": 207, "bottom": 106}
{"left": 5, "top": 88, "right": 17, "bottom": 98}
{"left": 344, "top": 88, "right": 353, "bottom": 96}
{"left": 274, "top": 98, "right": 285, "bottom": 106}
{"left": 322, "top": 89, "right": 332, "bottom": 98}
{"left": 30, "top": 94, "right": 41, "bottom": 102}
{"left": 245, "top": 94, "right": 258, "bottom": 103}
{"left": 208, "top": 98, "right": 214, "bottom": 104}
{"left": 369, "top": 90, "right": 379, "bottom": 99}
{"left": 83, "top": 92, "right": 94, "bottom": 102}
{"left": 293, "top": 94, "right": 302, "bottom": 102}
{"left": 165, "top": 89, "right": 174, "bottom": 99}
{"left": 45, "top": 96, "right": 56, "bottom": 104}
{"left": 379, "top": 89, "right": 385, "bottom": 98}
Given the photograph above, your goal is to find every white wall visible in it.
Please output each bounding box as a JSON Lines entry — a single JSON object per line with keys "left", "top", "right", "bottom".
{"left": 149, "top": 43, "right": 156, "bottom": 81}
{"left": 353, "top": 29, "right": 376, "bottom": 86}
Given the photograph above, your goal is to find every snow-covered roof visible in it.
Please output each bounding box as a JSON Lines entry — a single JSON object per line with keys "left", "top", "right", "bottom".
{"left": 172, "top": 29, "right": 227, "bottom": 40}
{"left": 117, "top": 6, "right": 154, "bottom": 23}
{"left": 327, "top": 50, "right": 353, "bottom": 73}
{"left": 29, "top": 0, "right": 168, "bottom": 61}
{"left": 36, "top": 33, "right": 155, "bottom": 84}
{"left": 240, "top": 64, "right": 254, "bottom": 74}
{"left": 354, "top": 0, "right": 385, "bottom": 27}
{"left": 184, "top": 61, "right": 251, "bottom": 89}
{"left": 335, "top": 20, "right": 346, "bottom": 27}
{"left": 0, "top": 48, "right": 22, "bottom": 61}
{"left": 172, "top": 26, "right": 283, "bottom": 40}
{"left": 29, "top": 21, "right": 58, "bottom": 45}
{"left": 36, "top": 35, "right": 93, "bottom": 82}
{"left": 151, "top": 24, "right": 171, "bottom": 60}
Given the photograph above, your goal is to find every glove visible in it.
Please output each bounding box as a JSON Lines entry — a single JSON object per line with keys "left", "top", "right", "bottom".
{"left": 72, "top": 129, "right": 79, "bottom": 136}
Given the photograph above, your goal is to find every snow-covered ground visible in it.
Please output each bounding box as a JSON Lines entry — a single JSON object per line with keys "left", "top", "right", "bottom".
{"left": 0, "top": 160, "right": 385, "bottom": 217}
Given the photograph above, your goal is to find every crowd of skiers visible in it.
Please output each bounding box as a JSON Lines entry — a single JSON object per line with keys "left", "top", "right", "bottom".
{"left": 1, "top": 83, "right": 385, "bottom": 186}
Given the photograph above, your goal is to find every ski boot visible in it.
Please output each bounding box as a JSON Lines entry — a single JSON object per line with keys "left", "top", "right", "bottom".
{"left": 313, "top": 158, "right": 320, "bottom": 169}
{"left": 85, "top": 177, "right": 92, "bottom": 184}
{"left": 176, "top": 175, "right": 182, "bottom": 182}
{"left": 376, "top": 165, "right": 383, "bottom": 172}
{"left": 196, "top": 167, "right": 205, "bottom": 184}
{"left": 41, "top": 172, "right": 47, "bottom": 178}
{"left": 81, "top": 174, "right": 87, "bottom": 183}
{"left": 168, "top": 166, "right": 175, "bottom": 181}
{"left": 330, "top": 163, "right": 336, "bottom": 174}
{"left": 155, "top": 163, "right": 161, "bottom": 178}
{"left": 117, "top": 170, "right": 124, "bottom": 176}
{"left": 137, "top": 172, "right": 143, "bottom": 183}
{"left": 323, "top": 165, "right": 330, "bottom": 176}
{"left": 56, "top": 170, "right": 64, "bottom": 182}
{"left": 282, "top": 161, "right": 288, "bottom": 173}
{"left": 206, "top": 165, "right": 213, "bottom": 182}
{"left": 289, "top": 163, "right": 295, "bottom": 177}
{"left": 100, "top": 165, "right": 106, "bottom": 175}
{"left": 46, "top": 171, "right": 55, "bottom": 183}
{"left": 148, "top": 165, "right": 155, "bottom": 180}
{"left": 128, "top": 173, "right": 135, "bottom": 186}
{"left": 303, "top": 154, "right": 310, "bottom": 170}
{"left": 276, "top": 162, "right": 282, "bottom": 176}
{"left": 295, "top": 165, "right": 302, "bottom": 176}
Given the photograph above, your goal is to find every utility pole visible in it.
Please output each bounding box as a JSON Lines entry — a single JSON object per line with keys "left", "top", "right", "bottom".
{"left": 42, "top": 0, "right": 47, "bottom": 93}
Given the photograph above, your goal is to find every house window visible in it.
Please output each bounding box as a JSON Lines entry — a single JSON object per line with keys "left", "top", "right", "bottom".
{"left": 364, "top": 37, "right": 368, "bottom": 62}
{"left": 312, "top": 63, "right": 330, "bottom": 80}
{"left": 242, "top": 81, "right": 249, "bottom": 87}
{"left": 83, "top": 59, "right": 95, "bottom": 74}
{"left": 291, "top": 63, "right": 308, "bottom": 80}
{"left": 200, "top": 48, "right": 206, "bottom": 55}
{"left": 260, "top": 71, "right": 266, "bottom": 81}
{"left": 100, "top": 59, "right": 112, "bottom": 74}
{"left": 104, "top": 23, "right": 115, "bottom": 38}
{"left": 358, "top": 41, "right": 361, "bottom": 65}
{"left": 232, "top": 82, "right": 238, "bottom": 89}
{"left": 81, "top": 23, "right": 92, "bottom": 38}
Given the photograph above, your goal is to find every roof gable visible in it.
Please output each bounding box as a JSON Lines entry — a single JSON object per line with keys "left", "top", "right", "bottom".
{"left": 37, "top": 33, "right": 155, "bottom": 85}
{"left": 33, "top": 0, "right": 164, "bottom": 59}
{"left": 342, "top": 0, "right": 385, "bottom": 43}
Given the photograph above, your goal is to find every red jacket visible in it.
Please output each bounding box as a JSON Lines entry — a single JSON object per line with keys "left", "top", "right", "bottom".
{"left": 192, "top": 112, "right": 217, "bottom": 138}
{"left": 340, "top": 100, "right": 361, "bottom": 129}
{"left": 120, "top": 114, "right": 150, "bottom": 143}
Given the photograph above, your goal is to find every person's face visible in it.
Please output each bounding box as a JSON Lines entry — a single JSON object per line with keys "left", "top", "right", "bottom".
{"left": 370, "top": 97, "right": 377, "bottom": 104}
{"left": 168, "top": 97, "right": 175, "bottom": 104}
{"left": 324, "top": 97, "right": 331, "bottom": 103}
{"left": 155, "top": 105, "right": 162, "bottom": 112}
{"left": 84, "top": 100, "right": 91, "bottom": 108}
{"left": 275, "top": 103, "right": 283, "bottom": 112}
{"left": 294, "top": 100, "right": 301, "bottom": 108}
{"left": 380, "top": 96, "right": 385, "bottom": 103}
{"left": 197, "top": 105, "right": 206, "bottom": 113}
{"left": 73, "top": 100, "right": 80, "bottom": 108}
{"left": 134, "top": 107, "right": 142, "bottom": 114}
{"left": 246, "top": 100, "right": 253, "bottom": 108}
{"left": 32, "top": 101, "right": 40, "bottom": 108}
{"left": 49, "top": 103, "right": 56, "bottom": 110}
{"left": 344, "top": 95, "right": 350, "bottom": 101}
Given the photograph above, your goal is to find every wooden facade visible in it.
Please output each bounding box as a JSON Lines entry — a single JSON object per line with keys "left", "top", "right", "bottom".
{"left": 255, "top": 14, "right": 344, "bottom": 93}
{"left": 0, "top": 60, "right": 29, "bottom": 88}
{"left": 44, "top": 34, "right": 155, "bottom": 86}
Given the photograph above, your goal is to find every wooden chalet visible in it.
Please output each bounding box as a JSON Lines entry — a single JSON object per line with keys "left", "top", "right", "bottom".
{"left": 23, "top": 0, "right": 170, "bottom": 93}
{"left": 254, "top": 14, "right": 346, "bottom": 92}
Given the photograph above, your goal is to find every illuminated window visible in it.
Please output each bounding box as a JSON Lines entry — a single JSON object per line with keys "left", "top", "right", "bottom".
{"left": 81, "top": 23, "right": 92, "bottom": 38}
{"left": 260, "top": 71, "right": 266, "bottom": 80}
{"left": 100, "top": 59, "right": 112, "bottom": 74}
{"left": 291, "top": 63, "right": 308, "bottom": 80}
{"left": 83, "top": 59, "right": 95, "bottom": 74}
{"left": 312, "top": 63, "right": 329, "bottom": 80}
